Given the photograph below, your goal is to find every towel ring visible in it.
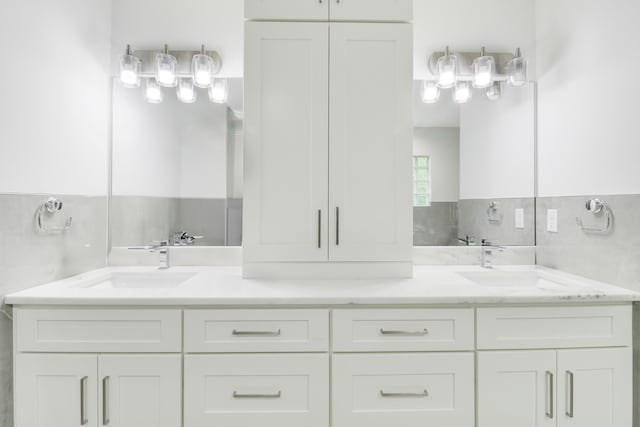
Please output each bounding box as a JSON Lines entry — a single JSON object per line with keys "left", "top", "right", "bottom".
{"left": 35, "top": 197, "right": 72, "bottom": 234}
{"left": 487, "top": 201, "right": 504, "bottom": 225}
{"left": 576, "top": 199, "right": 612, "bottom": 234}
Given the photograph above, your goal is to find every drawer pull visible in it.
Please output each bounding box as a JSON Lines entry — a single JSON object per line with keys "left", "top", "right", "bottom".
{"left": 80, "top": 376, "right": 88, "bottom": 426}
{"left": 380, "top": 328, "right": 429, "bottom": 336}
{"left": 232, "top": 329, "right": 282, "bottom": 337}
{"left": 566, "top": 371, "right": 574, "bottom": 418}
{"left": 545, "top": 371, "right": 554, "bottom": 419}
{"left": 380, "top": 389, "right": 429, "bottom": 398}
{"left": 233, "top": 391, "right": 282, "bottom": 399}
{"left": 102, "top": 376, "right": 110, "bottom": 426}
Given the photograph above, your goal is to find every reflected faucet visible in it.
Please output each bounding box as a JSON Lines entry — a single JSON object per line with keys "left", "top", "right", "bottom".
{"left": 128, "top": 240, "right": 170, "bottom": 269}
{"left": 173, "top": 231, "right": 204, "bottom": 246}
{"left": 480, "top": 240, "right": 505, "bottom": 269}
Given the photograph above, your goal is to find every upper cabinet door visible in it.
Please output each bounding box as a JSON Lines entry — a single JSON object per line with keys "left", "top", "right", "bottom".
{"left": 15, "top": 354, "right": 98, "bottom": 427}
{"left": 98, "top": 355, "right": 182, "bottom": 427}
{"left": 557, "top": 348, "right": 632, "bottom": 427}
{"left": 330, "top": 0, "right": 412, "bottom": 22}
{"left": 477, "top": 351, "right": 557, "bottom": 427}
{"left": 245, "top": 0, "right": 329, "bottom": 21}
{"left": 329, "top": 23, "right": 413, "bottom": 262}
{"left": 244, "top": 22, "right": 329, "bottom": 263}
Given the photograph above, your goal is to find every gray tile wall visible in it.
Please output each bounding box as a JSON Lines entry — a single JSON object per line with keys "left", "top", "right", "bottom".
{"left": 413, "top": 203, "right": 458, "bottom": 246}
{"left": 458, "top": 197, "right": 536, "bottom": 246}
{"left": 0, "top": 193, "right": 107, "bottom": 427}
{"left": 537, "top": 195, "right": 640, "bottom": 291}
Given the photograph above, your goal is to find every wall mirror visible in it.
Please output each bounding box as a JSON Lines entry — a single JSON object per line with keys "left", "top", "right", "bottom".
{"left": 110, "top": 78, "right": 244, "bottom": 247}
{"left": 110, "top": 77, "right": 535, "bottom": 249}
{"left": 412, "top": 80, "right": 536, "bottom": 247}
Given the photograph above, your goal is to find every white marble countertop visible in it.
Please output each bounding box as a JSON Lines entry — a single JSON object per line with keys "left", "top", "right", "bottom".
{"left": 5, "top": 265, "right": 639, "bottom": 306}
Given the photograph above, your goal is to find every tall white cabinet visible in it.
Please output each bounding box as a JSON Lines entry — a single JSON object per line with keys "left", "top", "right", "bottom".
{"left": 243, "top": 0, "right": 413, "bottom": 277}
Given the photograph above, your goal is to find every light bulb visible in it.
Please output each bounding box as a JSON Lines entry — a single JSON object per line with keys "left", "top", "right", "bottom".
{"left": 453, "top": 81, "right": 473, "bottom": 104}
{"left": 119, "top": 46, "right": 140, "bottom": 88}
{"left": 208, "top": 78, "right": 228, "bottom": 104}
{"left": 486, "top": 81, "right": 502, "bottom": 101}
{"left": 472, "top": 48, "right": 495, "bottom": 89}
{"left": 506, "top": 48, "right": 527, "bottom": 87}
{"left": 421, "top": 80, "right": 440, "bottom": 103}
{"left": 155, "top": 45, "right": 177, "bottom": 87}
{"left": 177, "top": 78, "right": 197, "bottom": 103}
{"left": 192, "top": 50, "right": 215, "bottom": 88}
{"left": 436, "top": 47, "right": 457, "bottom": 89}
{"left": 145, "top": 79, "right": 163, "bottom": 104}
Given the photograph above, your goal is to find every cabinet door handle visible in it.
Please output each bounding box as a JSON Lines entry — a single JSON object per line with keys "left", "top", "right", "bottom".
{"left": 317, "top": 209, "right": 322, "bottom": 249}
{"left": 233, "top": 391, "right": 282, "bottom": 399}
{"left": 232, "top": 329, "right": 281, "bottom": 336}
{"left": 80, "top": 376, "right": 88, "bottom": 426}
{"left": 380, "top": 389, "right": 428, "bottom": 398}
{"left": 545, "top": 371, "right": 554, "bottom": 419}
{"left": 566, "top": 371, "right": 574, "bottom": 418}
{"left": 102, "top": 376, "right": 110, "bottom": 425}
{"left": 335, "top": 207, "right": 340, "bottom": 246}
{"left": 380, "top": 328, "right": 429, "bottom": 336}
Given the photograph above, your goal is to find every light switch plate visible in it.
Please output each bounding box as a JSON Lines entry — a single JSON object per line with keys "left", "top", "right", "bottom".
{"left": 547, "top": 209, "right": 559, "bottom": 233}
{"left": 515, "top": 208, "right": 525, "bottom": 229}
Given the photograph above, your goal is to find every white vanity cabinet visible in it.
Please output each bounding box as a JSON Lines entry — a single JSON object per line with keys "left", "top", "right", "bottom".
{"left": 245, "top": 0, "right": 412, "bottom": 22}
{"left": 244, "top": 7, "right": 413, "bottom": 270}
{"left": 245, "top": 0, "right": 329, "bottom": 21}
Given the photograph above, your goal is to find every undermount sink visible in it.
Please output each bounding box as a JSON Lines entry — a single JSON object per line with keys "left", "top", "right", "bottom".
{"left": 77, "top": 272, "right": 197, "bottom": 289}
{"left": 458, "top": 270, "right": 596, "bottom": 292}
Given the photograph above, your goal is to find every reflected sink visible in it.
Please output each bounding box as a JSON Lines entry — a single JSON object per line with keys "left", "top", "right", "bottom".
{"left": 458, "top": 271, "right": 595, "bottom": 292}
{"left": 77, "top": 272, "right": 197, "bottom": 289}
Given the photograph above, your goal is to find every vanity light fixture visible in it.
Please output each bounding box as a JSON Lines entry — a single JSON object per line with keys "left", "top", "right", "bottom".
{"left": 421, "top": 80, "right": 440, "bottom": 103}
{"left": 208, "top": 78, "right": 229, "bottom": 104}
{"left": 119, "top": 45, "right": 141, "bottom": 88}
{"left": 144, "top": 78, "right": 163, "bottom": 104}
{"left": 177, "top": 78, "right": 197, "bottom": 103}
{"left": 506, "top": 47, "right": 527, "bottom": 87}
{"left": 472, "top": 47, "right": 495, "bottom": 89}
{"left": 486, "top": 80, "right": 502, "bottom": 101}
{"left": 192, "top": 45, "right": 216, "bottom": 88}
{"left": 452, "top": 80, "right": 473, "bottom": 104}
{"left": 436, "top": 46, "right": 457, "bottom": 88}
{"left": 155, "top": 44, "right": 178, "bottom": 87}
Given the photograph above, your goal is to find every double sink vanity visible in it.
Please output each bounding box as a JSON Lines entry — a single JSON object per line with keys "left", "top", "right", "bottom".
{"left": 6, "top": 265, "right": 637, "bottom": 427}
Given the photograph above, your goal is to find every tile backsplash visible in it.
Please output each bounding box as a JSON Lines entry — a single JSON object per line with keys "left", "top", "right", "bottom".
{"left": 0, "top": 193, "right": 107, "bottom": 427}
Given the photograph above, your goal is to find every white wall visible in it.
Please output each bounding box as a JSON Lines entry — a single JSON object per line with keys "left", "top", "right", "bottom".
{"left": 111, "top": 0, "right": 243, "bottom": 77}
{"left": 112, "top": 83, "right": 228, "bottom": 198}
{"left": 0, "top": 0, "right": 112, "bottom": 196}
{"left": 413, "top": 127, "right": 460, "bottom": 202}
{"left": 414, "top": 0, "right": 536, "bottom": 79}
{"left": 536, "top": 0, "right": 640, "bottom": 197}
{"left": 460, "top": 84, "right": 535, "bottom": 199}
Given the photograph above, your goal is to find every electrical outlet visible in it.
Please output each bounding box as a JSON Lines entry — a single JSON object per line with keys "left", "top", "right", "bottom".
{"left": 547, "top": 209, "right": 559, "bottom": 233}
{"left": 515, "top": 208, "right": 525, "bottom": 229}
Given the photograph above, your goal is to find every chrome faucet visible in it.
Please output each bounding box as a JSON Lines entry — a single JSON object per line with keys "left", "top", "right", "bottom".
{"left": 128, "top": 240, "right": 170, "bottom": 269}
{"left": 173, "top": 231, "right": 204, "bottom": 246}
{"left": 481, "top": 240, "right": 506, "bottom": 269}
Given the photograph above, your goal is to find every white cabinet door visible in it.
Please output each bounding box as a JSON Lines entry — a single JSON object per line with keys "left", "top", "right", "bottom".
{"left": 184, "top": 354, "right": 329, "bottom": 427}
{"left": 330, "top": 0, "right": 412, "bottom": 22}
{"left": 329, "top": 23, "right": 413, "bottom": 262}
{"left": 557, "top": 348, "right": 632, "bottom": 427}
{"left": 333, "top": 353, "right": 474, "bottom": 427}
{"left": 244, "top": 22, "right": 329, "bottom": 263}
{"left": 478, "top": 351, "right": 557, "bottom": 427}
{"left": 245, "top": 0, "right": 329, "bottom": 21}
{"left": 98, "top": 355, "right": 181, "bottom": 427}
{"left": 15, "top": 354, "right": 97, "bottom": 427}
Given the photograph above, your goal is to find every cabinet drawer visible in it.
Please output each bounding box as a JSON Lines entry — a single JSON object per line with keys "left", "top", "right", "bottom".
{"left": 15, "top": 308, "right": 181, "bottom": 353}
{"left": 332, "top": 309, "right": 474, "bottom": 351}
{"left": 184, "top": 354, "right": 329, "bottom": 427}
{"left": 477, "top": 305, "right": 632, "bottom": 350}
{"left": 333, "top": 353, "right": 474, "bottom": 427}
{"left": 184, "top": 309, "right": 329, "bottom": 352}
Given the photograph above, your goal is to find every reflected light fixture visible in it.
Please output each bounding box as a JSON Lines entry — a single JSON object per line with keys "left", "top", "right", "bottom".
{"left": 472, "top": 47, "right": 495, "bottom": 89}
{"left": 145, "top": 78, "right": 163, "bottom": 103}
{"left": 155, "top": 44, "right": 177, "bottom": 87}
{"left": 421, "top": 80, "right": 440, "bottom": 103}
{"left": 436, "top": 46, "right": 457, "bottom": 89}
{"left": 177, "top": 78, "right": 197, "bottom": 103}
{"left": 506, "top": 47, "right": 527, "bottom": 87}
{"left": 119, "top": 45, "right": 141, "bottom": 88}
{"left": 486, "top": 81, "right": 502, "bottom": 101}
{"left": 208, "top": 78, "right": 228, "bottom": 104}
{"left": 453, "top": 80, "right": 473, "bottom": 104}
{"left": 192, "top": 45, "right": 215, "bottom": 88}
